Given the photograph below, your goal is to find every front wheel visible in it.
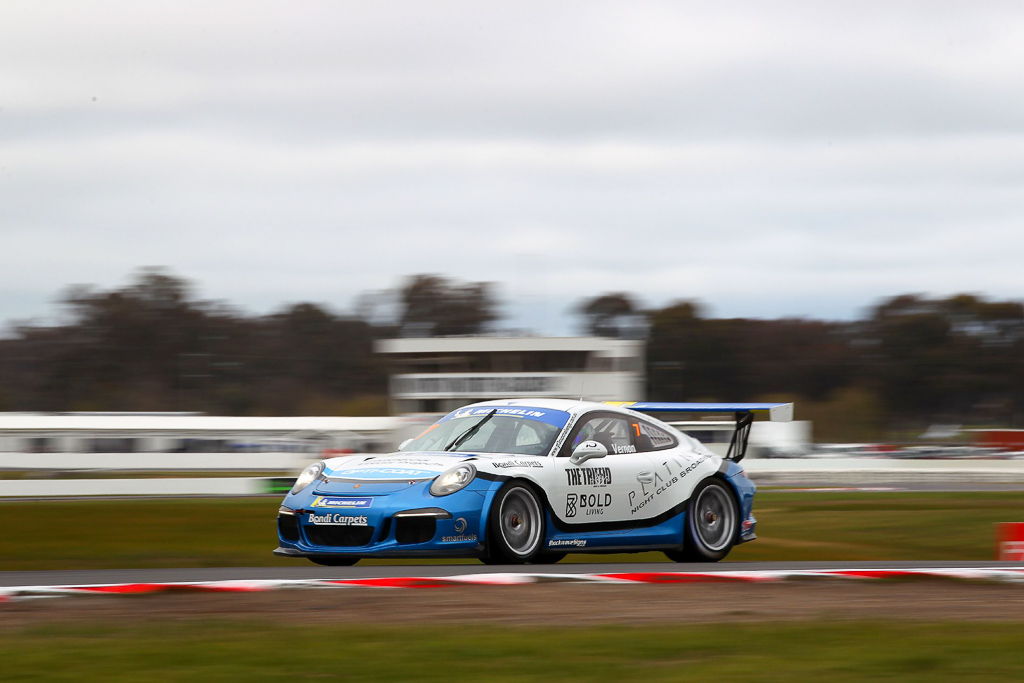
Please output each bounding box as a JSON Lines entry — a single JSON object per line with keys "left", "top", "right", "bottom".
{"left": 665, "top": 479, "right": 738, "bottom": 563}
{"left": 484, "top": 483, "right": 546, "bottom": 564}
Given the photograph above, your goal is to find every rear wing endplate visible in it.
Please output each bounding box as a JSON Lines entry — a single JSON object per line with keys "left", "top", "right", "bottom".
{"left": 604, "top": 402, "right": 794, "bottom": 463}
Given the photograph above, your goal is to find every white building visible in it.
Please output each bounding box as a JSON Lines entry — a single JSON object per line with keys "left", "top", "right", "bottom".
{"left": 376, "top": 336, "right": 645, "bottom": 414}
{"left": 667, "top": 419, "right": 812, "bottom": 459}
{"left": 0, "top": 413, "right": 402, "bottom": 472}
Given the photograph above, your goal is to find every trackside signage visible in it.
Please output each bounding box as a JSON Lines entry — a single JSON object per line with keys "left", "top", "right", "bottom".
{"left": 997, "top": 522, "right": 1024, "bottom": 561}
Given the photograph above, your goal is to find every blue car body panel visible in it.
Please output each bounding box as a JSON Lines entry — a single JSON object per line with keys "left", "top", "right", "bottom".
{"left": 278, "top": 475, "right": 496, "bottom": 558}
{"left": 276, "top": 458, "right": 758, "bottom": 558}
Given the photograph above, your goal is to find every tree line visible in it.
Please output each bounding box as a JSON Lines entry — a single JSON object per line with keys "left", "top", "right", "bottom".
{"left": 2, "top": 269, "right": 1022, "bottom": 439}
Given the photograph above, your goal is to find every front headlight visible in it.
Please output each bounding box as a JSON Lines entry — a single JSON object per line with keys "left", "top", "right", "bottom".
{"left": 291, "top": 461, "right": 325, "bottom": 494}
{"left": 429, "top": 463, "right": 477, "bottom": 496}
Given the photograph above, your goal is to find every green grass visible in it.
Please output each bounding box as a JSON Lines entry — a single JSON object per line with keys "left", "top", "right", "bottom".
{"left": 3, "top": 620, "right": 1024, "bottom": 681}
{"left": 1, "top": 491, "right": 1021, "bottom": 571}
{"left": 728, "top": 491, "right": 1024, "bottom": 563}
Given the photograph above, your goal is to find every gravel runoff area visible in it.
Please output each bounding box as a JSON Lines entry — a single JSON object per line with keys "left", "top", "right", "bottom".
{"left": 3, "top": 580, "right": 1024, "bottom": 628}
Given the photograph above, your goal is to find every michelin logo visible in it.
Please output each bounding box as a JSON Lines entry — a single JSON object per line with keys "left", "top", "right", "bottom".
{"left": 312, "top": 497, "right": 373, "bottom": 509}
{"left": 452, "top": 407, "right": 548, "bottom": 420}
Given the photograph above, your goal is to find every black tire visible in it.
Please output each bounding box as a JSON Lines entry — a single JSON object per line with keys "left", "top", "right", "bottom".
{"left": 485, "top": 482, "right": 547, "bottom": 564}
{"left": 533, "top": 551, "right": 566, "bottom": 564}
{"left": 308, "top": 556, "right": 360, "bottom": 566}
{"left": 665, "top": 478, "right": 738, "bottom": 563}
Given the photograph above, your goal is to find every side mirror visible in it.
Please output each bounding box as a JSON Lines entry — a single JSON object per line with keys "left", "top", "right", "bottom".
{"left": 398, "top": 438, "right": 413, "bottom": 450}
{"left": 570, "top": 440, "right": 609, "bottom": 465}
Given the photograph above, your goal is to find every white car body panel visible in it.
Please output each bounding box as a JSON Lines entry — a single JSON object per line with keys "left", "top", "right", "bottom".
{"left": 321, "top": 398, "right": 727, "bottom": 530}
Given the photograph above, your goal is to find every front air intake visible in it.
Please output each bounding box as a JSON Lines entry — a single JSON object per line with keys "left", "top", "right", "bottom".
{"left": 305, "top": 525, "right": 375, "bottom": 547}
{"left": 277, "top": 514, "right": 300, "bottom": 542}
{"left": 395, "top": 517, "right": 436, "bottom": 544}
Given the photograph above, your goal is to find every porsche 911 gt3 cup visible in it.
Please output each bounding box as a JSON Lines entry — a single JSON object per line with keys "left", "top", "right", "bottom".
{"left": 275, "top": 399, "right": 791, "bottom": 565}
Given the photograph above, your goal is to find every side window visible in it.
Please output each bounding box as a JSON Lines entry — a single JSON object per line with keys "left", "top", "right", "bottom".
{"left": 632, "top": 420, "right": 678, "bottom": 452}
{"left": 564, "top": 414, "right": 637, "bottom": 456}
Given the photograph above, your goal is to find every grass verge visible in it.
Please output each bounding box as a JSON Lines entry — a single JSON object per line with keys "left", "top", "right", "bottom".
{"left": 2, "top": 620, "right": 1023, "bottom": 681}
{"left": 1, "top": 491, "right": 1021, "bottom": 571}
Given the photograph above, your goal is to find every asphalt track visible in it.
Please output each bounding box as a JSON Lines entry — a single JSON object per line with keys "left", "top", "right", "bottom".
{"left": 2, "top": 560, "right": 1022, "bottom": 588}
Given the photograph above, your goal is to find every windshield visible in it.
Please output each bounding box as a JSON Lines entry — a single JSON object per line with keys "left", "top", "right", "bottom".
{"left": 400, "top": 406, "right": 570, "bottom": 456}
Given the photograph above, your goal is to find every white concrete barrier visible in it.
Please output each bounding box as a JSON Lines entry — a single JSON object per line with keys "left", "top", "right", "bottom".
{"left": 2, "top": 456, "right": 1023, "bottom": 497}
{"left": 0, "top": 451, "right": 309, "bottom": 471}
{"left": 0, "top": 477, "right": 267, "bottom": 497}
{"left": 744, "top": 457, "right": 1024, "bottom": 483}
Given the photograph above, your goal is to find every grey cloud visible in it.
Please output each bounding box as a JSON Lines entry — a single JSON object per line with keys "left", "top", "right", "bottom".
{"left": 3, "top": 1, "right": 1024, "bottom": 334}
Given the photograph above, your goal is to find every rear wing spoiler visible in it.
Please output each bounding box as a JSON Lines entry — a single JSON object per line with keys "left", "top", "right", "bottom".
{"left": 605, "top": 402, "right": 794, "bottom": 463}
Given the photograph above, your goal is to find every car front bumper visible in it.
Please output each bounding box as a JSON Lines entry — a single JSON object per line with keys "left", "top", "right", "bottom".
{"left": 275, "top": 481, "right": 492, "bottom": 558}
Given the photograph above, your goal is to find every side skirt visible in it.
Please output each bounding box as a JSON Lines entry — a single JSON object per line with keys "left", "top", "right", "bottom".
{"left": 543, "top": 508, "right": 687, "bottom": 553}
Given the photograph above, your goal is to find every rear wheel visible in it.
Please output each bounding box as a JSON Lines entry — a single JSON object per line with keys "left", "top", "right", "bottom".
{"left": 308, "top": 556, "right": 360, "bottom": 566}
{"left": 665, "top": 479, "right": 738, "bottom": 563}
{"left": 484, "top": 483, "right": 546, "bottom": 564}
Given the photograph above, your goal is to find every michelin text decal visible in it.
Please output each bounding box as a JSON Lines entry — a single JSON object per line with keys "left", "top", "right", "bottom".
{"left": 311, "top": 497, "right": 373, "bottom": 509}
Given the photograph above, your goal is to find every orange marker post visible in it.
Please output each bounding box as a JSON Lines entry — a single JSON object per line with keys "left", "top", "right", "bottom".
{"left": 996, "top": 523, "right": 1024, "bottom": 561}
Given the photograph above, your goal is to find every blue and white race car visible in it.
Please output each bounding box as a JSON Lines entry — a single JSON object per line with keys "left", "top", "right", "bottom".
{"left": 275, "top": 399, "right": 792, "bottom": 565}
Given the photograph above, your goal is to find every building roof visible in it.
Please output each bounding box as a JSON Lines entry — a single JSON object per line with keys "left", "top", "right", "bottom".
{"left": 376, "top": 336, "right": 643, "bottom": 354}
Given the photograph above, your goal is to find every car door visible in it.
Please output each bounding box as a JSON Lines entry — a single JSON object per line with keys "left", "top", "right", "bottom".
{"left": 549, "top": 411, "right": 659, "bottom": 525}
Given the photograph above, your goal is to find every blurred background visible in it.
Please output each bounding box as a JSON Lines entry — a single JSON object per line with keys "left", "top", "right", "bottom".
{"left": 3, "top": 0, "right": 1024, "bottom": 488}
{"left": 2, "top": 2, "right": 1024, "bottom": 512}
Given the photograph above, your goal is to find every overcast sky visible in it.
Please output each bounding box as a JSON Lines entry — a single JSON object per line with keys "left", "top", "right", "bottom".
{"left": 3, "top": 0, "right": 1023, "bottom": 334}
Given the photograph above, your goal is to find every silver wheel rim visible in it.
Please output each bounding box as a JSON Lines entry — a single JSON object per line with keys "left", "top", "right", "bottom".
{"left": 499, "top": 487, "right": 541, "bottom": 556}
{"left": 694, "top": 484, "right": 735, "bottom": 551}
